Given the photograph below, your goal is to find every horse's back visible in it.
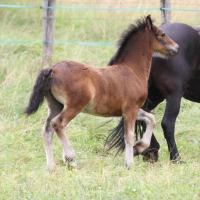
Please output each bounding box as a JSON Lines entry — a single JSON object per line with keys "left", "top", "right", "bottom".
{"left": 161, "top": 23, "right": 199, "bottom": 42}
{"left": 150, "top": 23, "right": 200, "bottom": 102}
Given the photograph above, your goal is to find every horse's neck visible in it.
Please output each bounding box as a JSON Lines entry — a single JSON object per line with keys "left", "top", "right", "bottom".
{"left": 123, "top": 33, "right": 153, "bottom": 81}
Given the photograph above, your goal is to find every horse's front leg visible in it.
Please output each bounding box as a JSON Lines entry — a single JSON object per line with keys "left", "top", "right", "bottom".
{"left": 124, "top": 108, "right": 138, "bottom": 169}
{"left": 134, "top": 109, "right": 156, "bottom": 154}
{"left": 161, "top": 94, "right": 182, "bottom": 161}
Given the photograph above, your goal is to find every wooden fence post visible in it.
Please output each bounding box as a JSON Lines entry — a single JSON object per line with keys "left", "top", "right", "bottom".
{"left": 43, "top": 0, "right": 56, "bottom": 67}
{"left": 160, "top": 0, "right": 171, "bottom": 24}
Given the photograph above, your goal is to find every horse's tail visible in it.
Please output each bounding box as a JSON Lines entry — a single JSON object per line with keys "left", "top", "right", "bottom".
{"left": 25, "top": 68, "right": 52, "bottom": 115}
{"left": 105, "top": 117, "right": 147, "bottom": 154}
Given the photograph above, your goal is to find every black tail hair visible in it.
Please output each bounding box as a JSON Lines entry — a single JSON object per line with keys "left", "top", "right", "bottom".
{"left": 25, "top": 68, "right": 52, "bottom": 115}
{"left": 105, "top": 118, "right": 146, "bottom": 154}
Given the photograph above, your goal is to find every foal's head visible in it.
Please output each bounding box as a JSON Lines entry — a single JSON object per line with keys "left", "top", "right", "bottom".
{"left": 108, "top": 15, "right": 179, "bottom": 66}
{"left": 145, "top": 15, "right": 179, "bottom": 57}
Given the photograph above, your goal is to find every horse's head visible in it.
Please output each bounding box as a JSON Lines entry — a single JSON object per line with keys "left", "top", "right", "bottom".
{"left": 145, "top": 15, "right": 179, "bottom": 57}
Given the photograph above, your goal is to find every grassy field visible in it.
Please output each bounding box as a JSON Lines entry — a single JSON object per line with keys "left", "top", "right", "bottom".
{"left": 0, "top": 1, "right": 200, "bottom": 199}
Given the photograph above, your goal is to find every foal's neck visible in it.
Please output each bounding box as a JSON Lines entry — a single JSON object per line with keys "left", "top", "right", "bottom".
{"left": 123, "top": 31, "right": 153, "bottom": 81}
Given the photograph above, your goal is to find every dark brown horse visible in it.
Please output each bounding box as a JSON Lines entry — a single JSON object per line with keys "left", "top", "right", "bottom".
{"left": 25, "top": 16, "right": 178, "bottom": 170}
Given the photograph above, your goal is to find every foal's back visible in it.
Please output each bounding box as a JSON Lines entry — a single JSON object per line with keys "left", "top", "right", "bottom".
{"left": 50, "top": 60, "right": 146, "bottom": 116}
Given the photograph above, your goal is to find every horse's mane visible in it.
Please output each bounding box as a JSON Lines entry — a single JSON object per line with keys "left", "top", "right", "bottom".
{"left": 108, "top": 17, "right": 150, "bottom": 65}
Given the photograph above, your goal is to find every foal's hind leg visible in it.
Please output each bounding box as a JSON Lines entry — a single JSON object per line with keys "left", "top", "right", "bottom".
{"left": 51, "top": 106, "right": 82, "bottom": 167}
{"left": 134, "top": 109, "right": 156, "bottom": 154}
{"left": 44, "top": 95, "right": 63, "bottom": 171}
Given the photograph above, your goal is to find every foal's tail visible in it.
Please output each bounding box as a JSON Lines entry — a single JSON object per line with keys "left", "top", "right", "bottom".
{"left": 25, "top": 68, "right": 52, "bottom": 115}
{"left": 105, "top": 117, "right": 146, "bottom": 154}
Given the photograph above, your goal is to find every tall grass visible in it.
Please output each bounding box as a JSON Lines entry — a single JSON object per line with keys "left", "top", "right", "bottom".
{"left": 0, "top": 1, "right": 200, "bottom": 199}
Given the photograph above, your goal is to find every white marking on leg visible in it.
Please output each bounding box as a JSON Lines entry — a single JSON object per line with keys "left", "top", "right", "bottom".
{"left": 53, "top": 121, "right": 76, "bottom": 164}
{"left": 61, "top": 135, "right": 75, "bottom": 163}
{"left": 124, "top": 129, "right": 134, "bottom": 169}
{"left": 125, "top": 142, "right": 133, "bottom": 169}
{"left": 43, "top": 129, "right": 55, "bottom": 171}
{"left": 59, "top": 130, "right": 77, "bottom": 169}
{"left": 137, "top": 109, "right": 156, "bottom": 150}
{"left": 141, "top": 118, "right": 153, "bottom": 146}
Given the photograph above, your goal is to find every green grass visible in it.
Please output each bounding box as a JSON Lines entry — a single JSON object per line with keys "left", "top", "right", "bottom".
{"left": 0, "top": 1, "right": 200, "bottom": 200}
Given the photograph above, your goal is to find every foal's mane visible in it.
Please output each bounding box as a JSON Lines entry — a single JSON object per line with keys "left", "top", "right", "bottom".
{"left": 108, "top": 17, "right": 152, "bottom": 65}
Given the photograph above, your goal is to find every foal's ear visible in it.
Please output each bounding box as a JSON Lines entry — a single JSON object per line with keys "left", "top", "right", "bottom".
{"left": 146, "top": 15, "right": 153, "bottom": 30}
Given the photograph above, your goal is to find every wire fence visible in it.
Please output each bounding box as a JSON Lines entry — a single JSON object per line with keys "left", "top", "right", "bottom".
{"left": 1, "top": 3, "right": 200, "bottom": 12}
{"left": 0, "top": 1, "right": 200, "bottom": 47}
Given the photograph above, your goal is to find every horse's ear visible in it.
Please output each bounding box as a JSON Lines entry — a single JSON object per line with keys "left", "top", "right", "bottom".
{"left": 146, "top": 15, "right": 153, "bottom": 30}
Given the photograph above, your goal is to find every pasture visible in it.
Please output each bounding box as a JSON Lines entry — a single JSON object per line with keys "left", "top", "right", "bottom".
{"left": 0, "top": 0, "right": 200, "bottom": 199}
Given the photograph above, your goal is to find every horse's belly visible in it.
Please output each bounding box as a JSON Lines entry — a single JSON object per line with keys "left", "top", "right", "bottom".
{"left": 184, "top": 78, "right": 200, "bottom": 102}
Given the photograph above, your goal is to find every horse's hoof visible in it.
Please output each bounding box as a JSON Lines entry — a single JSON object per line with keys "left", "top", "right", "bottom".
{"left": 170, "top": 155, "right": 186, "bottom": 164}
{"left": 171, "top": 159, "right": 186, "bottom": 164}
{"left": 142, "top": 150, "right": 159, "bottom": 163}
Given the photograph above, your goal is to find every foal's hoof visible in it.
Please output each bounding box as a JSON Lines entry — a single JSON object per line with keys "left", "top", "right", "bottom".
{"left": 63, "top": 154, "right": 78, "bottom": 170}
{"left": 47, "top": 164, "right": 56, "bottom": 172}
{"left": 125, "top": 163, "right": 132, "bottom": 170}
{"left": 125, "top": 157, "right": 133, "bottom": 170}
{"left": 68, "top": 160, "right": 78, "bottom": 170}
{"left": 133, "top": 140, "right": 149, "bottom": 155}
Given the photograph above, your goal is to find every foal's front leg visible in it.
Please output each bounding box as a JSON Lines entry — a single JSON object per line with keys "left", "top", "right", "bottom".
{"left": 134, "top": 109, "right": 156, "bottom": 154}
{"left": 124, "top": 109, "right": 138, "bottom": 169}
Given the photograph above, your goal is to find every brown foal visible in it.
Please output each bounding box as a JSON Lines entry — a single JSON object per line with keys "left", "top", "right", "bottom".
{"left": 25, "top": 15, "right": 178, "bottom": 170}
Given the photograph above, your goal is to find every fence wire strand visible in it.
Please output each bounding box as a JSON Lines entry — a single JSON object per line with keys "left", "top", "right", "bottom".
{"left": 0, "top": 2, "right": 200, "bottom": 46}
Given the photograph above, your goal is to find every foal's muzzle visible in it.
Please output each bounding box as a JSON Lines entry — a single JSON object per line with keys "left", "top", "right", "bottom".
{"left": 167, "top": 44, "right": 179, "bottom": 56}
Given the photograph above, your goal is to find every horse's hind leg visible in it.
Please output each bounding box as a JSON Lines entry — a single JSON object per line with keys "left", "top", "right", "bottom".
{"left": 44, "top": 94, "right": 63, "bottom": 171}
{"left": 161, "top": 94, "right": 182, "bottom": 161}
{"left": 134, "top": 109, "right": 156, "bottom": 154}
